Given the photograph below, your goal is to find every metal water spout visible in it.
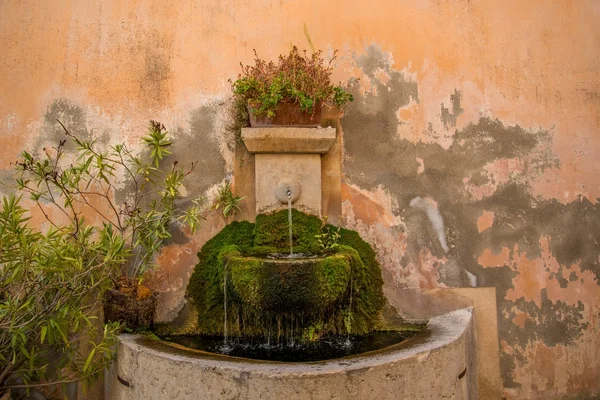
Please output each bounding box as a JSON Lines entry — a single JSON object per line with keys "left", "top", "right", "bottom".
{"left": 276, "top": 179, "right": 301, "bottom": 204}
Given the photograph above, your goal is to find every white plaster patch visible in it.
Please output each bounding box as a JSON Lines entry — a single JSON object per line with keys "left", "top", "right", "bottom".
{"left": 409, "top": 196, "right": 449, "bottom": 253}
{"left": 204, "top": 178, "right": 228, "bottom": 207}
{"left": 416, "top": 157, "right": 425, "bottom": 174}
{"left": 3, "top": 113, "right": 17, "bottom": 131}
{"left": 466, "top": 270, "right": 478, "bottom": 287}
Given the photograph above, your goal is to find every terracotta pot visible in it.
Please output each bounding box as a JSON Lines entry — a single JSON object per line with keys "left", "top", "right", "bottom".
{"left": 103, "top": 288, "right": 157, "bottom": 329}
{"left": 248, "top": 102, "right": 322, "bottom": 127}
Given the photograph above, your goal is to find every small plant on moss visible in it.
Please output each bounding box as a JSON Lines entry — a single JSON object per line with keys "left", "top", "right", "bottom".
{"left": 315, "top": 219, "right": 341, "bottom": 251}
{"left": 230, "top": 46, "right": 354, "bottom": 118}
{"left": 302, "top": 322, "right": 324, "bottom": 342}
{"left": 213, "top": 181, "right": 244, "bottom": 218}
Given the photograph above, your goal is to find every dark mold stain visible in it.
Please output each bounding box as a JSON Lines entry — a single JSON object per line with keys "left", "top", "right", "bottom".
{"left": 505, "top": 294, "right": 587, "bottom": 348}
{"left": 500, "top": 351, "right": 520, "bottom": 389}
{"left": 161, "top": 103, "right": 226, "bottom": 203}
{"left": 343, "top": 44, "right": 600, "bottom": 388}
{"left": 40, "top": 99, "right": 94, "bottom": 152}
{"left": 164, "top": 223, "right": 191, "bottom": 246}
{"left": 140, "top": 30, "right": 173, "bottom": 108}
{"left": 478, "top": 189, "right": 600, "bottom": 281}
{"left": 0, "top": 170, "right": 16, "bottom": 195}
{"left": 441, "top": 89, "right": 463, "bottom": 129}
{"left": 343, "top": 44, "right": 419, "bottom": 189}
{"left": 34, "top": 100, "right": 225, "bottom": 245}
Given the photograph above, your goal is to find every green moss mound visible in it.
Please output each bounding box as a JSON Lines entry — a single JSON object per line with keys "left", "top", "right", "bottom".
{"left": 253, "top": 209, "right": 322, "bottom": 253}
{"left": 225, "top": 246, "right": 353, "bottom": 314}
{"left": 187, "top": 210, "right": 385, "bottom": 340}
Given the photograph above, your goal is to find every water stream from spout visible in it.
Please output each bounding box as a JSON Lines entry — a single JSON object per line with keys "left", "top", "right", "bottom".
{"left": 287, "top": 191, "right": 293, "bottom": 256}
{"left": 223, "top": 263, "right": 229, "bottom": 349}
{"left": 345, "top": 276, "right": 354, "bottom": 347}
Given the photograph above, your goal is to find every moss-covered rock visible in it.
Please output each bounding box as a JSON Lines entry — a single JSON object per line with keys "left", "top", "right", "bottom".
{"left": 186, "top": 210, "right": 385, "bottom": 340}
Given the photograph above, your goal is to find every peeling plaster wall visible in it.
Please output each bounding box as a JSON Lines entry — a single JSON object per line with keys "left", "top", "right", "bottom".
{"left": 1, "top": 1, "right": 599, "bottom": 398}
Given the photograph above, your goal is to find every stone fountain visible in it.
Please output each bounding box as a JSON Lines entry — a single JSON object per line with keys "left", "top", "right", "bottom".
{"left": 107, "top": 126, "right": 479, "bottom": 399}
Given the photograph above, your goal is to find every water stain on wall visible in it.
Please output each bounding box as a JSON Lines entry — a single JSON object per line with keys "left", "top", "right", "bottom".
{"left": 158, "top": 103, "right": 227, "bottom": 246}
{"left": 342, "top": 44, "right": 600, "bottom": 394}
{"left": 140, "top": 29, "right": 174, "bottom": 109}
{"left": 441, "top": 89, "right": 463, "bottom": 129}
{"left": 169, "top": 104, "right": 226, "bottom": 197}
{"left": 41, "top": 99, "right": 96, "bottom": 150}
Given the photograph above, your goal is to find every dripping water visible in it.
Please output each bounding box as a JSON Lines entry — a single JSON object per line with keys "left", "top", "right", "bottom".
{"left": 287, "top": 189, "right": 293, "bottom": 256}
{"left": 345, "top": 276, "right": 353, "bottom": 348}
{"left": 221, "top": 263, "right": 232, "bottom": 353}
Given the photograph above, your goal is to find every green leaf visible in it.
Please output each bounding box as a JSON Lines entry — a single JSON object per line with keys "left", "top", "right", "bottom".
{"left": 55, "top": 322, "right": 69, "bottom": 346}
{"left": 18, "top": 344, "right": 30, "bottom": 359}
{"left": 40, "top": 326, "right": 47, "bottom": 344}
{"left": 83, "top": 348, "right": 96, "bottom": 373}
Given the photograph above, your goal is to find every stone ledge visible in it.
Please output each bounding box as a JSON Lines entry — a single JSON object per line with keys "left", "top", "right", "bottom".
{"left": 107, "top": 308, "right": 477, "bottom": 399}
{"left": 241, "top": 127, "right": 336, "bottom": 154}
{"left": 384, "top": 287, "right": 501, "bottom": 399}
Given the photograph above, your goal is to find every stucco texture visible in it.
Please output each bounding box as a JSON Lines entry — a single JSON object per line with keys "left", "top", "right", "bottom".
{"left": 1, "top": 1, "right": 599, "bottom": 399}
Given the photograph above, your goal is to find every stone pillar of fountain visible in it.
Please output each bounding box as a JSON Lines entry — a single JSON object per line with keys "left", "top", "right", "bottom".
{"left": 240, "top": 127, "right": 337, "bottom": 217}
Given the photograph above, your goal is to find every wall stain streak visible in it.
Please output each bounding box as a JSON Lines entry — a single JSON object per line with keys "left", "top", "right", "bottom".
{"left": 342, "top": 45, "right": 600, "bottom": 396}
{"left": 441, "top": 89, "right": 463, "bottom": 129}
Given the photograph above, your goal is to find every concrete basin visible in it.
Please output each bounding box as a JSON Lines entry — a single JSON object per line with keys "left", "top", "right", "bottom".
{"left": 107, "top": 308, "right": 478, "bottom": 399}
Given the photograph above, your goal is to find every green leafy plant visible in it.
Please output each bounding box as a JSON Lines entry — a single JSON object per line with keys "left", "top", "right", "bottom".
{"left": 0, "top": 195, "right": 122, "bottom": 395}
{"left": 230, "top": 46, "right": 354, "bottom": 118}
{"left": 226, "top": 96, "right": 251, "bottom": 144}
{"left": 213, "top": 181, "right": 244, "bottom": 218}
{"left": 0, "top": 119, "right": 206, "bottom": 395}
{"left": 315, "top": 219, "right": 341, "bottom": 251}
{"left": 14, "top": 120, "right": 205, "bottom": 290}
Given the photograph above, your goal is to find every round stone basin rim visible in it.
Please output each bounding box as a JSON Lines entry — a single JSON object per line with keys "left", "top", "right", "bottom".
{"left": 118, "top": 307, "right": 473, "bottom": 375}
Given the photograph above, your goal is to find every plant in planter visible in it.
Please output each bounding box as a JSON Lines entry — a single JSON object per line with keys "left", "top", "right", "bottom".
{"left": 13, "top": 120, "right": 205, "bottom": 329}
{"left": 231, "top": 46, "right": 354, "bottom": 126}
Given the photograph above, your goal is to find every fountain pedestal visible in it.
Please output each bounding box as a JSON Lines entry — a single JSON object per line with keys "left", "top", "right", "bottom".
{"left": 241, "top": 127, "right": 336, "bottom": 216}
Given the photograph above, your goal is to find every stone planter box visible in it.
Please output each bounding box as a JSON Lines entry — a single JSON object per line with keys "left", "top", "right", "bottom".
{"left": 247, "top": 103, "right": 322, "bottom": 127}
{"left": 241, "top": 127, "right": 336, "bottom": 154}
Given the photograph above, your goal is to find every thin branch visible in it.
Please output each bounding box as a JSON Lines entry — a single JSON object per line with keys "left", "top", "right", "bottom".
{"left": 0, "top": 362, "right": 12, "bottom": 386}
{"left": 67, "top": 195, "right": 119, "bottom": 230}
{"left": 35, "top": 201, "right": 60, "bottom": 230}
{"left": 2, "top": 373, "right": 92, "bottom": 389}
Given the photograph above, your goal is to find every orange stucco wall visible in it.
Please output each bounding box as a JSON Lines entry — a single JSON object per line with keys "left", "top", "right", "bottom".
{"left": 1, "top": 1, "right": 599, "bottom": 398}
